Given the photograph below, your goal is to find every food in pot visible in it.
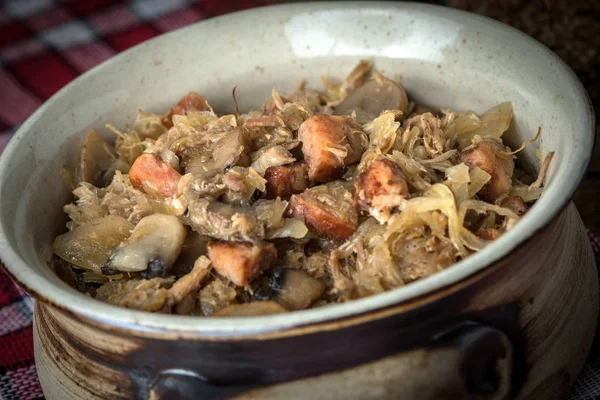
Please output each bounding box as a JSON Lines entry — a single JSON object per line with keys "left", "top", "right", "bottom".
{"left": 50, "top": 61, "right": 552, "bottom": 316}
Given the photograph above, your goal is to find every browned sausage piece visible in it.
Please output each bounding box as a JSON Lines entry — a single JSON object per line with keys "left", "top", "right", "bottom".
{"left": 288, "top": 183, "right": 358, "bottom": 241}
{"left": 129, "top": 153, "right": 182, "bottom": 198}
{"left": 460, "top": 141, "right": 515, "bottom": 202}
{"left": 162, "top": 92, "right": 210, "bottom": 128}
{"left": 264, "top": 163, "right": 309, "bottom": 199}
{"left": 298, "top": 115, "right": 367, "bottom": 183}
{"left": 207, "top": 241, "right": 277, "bottom": 287}
{"left": 355, "top": 159, "right": 409, "bottom": 211}
{"left": 501, "top": 196, "right": 528, "bottom": 216}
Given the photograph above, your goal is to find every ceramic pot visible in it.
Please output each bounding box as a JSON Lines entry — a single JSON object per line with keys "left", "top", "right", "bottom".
{"left": 0, "top": 2, "right": 596, "bottom": 399}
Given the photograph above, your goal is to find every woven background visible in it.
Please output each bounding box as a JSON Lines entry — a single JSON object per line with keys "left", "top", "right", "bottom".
{"left": 0, "top": 1, "right": 598, "bottom": 399}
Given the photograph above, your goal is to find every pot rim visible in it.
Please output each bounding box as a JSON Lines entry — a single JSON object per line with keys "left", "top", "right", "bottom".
{"left": 0, "top": 1, "right": 594, "bottom": 336}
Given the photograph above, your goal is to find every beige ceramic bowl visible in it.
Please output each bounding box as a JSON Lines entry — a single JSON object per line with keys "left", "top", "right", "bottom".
{"left": 0, "top": 2, "right": 596, "bottom": 399}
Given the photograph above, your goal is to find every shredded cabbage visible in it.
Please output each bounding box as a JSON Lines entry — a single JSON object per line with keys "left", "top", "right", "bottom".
{"left": 53, "top": 62, "right": 550, "bottom": 314}
{"left": 363, "top": 111, "right": 400, "bottom": 153}
{"left": 444, "top": 163, "right": 470, "bottom": 204}
{"left": 266, "top": 218, "right": 309, "bottom": 239}
{"left": 456, "top": 102, "right": 513, "bottom": 149}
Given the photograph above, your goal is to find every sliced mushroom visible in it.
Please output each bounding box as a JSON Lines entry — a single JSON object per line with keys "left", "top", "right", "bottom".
{"left": 76, "top": 129, "right": 116, "bottom": 187}
{"left": 254, "top": 267, "right": 325, "bottom": 311}
{"left": 275, "top": 269, "right": 325, "bottom": 310}
{"left": 213, "top": 301, "right": 287, "bottom": 317}
{"left": 103, "top": 214, "right": 187, "bottom": 276}
{"left": 334, "top": 74, "right": 409, "bottom": 123}
{"left": 52, "top": 215, "right": 134, "bottom": 274}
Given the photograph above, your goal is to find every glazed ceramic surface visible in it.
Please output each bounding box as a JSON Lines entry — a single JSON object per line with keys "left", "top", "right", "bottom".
{"left": 0, "top": 2, "right": 594, "bottom": 336}
{"left": 31, "top": 203, "right": 597, "bottom": 399}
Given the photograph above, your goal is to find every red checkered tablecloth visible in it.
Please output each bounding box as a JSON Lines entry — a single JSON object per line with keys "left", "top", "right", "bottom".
{"left": 0, "top": 1, "right": 599, "bottom": 399}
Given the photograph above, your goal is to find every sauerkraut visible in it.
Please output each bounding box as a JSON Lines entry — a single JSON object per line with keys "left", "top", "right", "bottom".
{"left": 50, "top": 61, "right": 552, "bottom": 315}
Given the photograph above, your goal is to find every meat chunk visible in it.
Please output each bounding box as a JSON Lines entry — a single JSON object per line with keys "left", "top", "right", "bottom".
{"left": 298, "top": 115, "right": 367, "bottom": 183}
{"left": 459, "top": 141, "right": 515, "bottom": 201}
{"left": 207, "top": 241, "right": 277, "bottom": 287}
{"left": 289, "top": 182, "right": 358, "bottom": 241}
{"left": 501, "top": 196, "right": 528, "bottom": 216}
{"left": 355, "top": 159, "right": 409, "bottom": 211}
{"left": 264, "top": 163, "right": 309, "bottom": 199}
{"left": 161, "top": 92, "right": 210, "bottom": 128}
{"left": 129, "top": 153, "right": 182, "bottom": 197}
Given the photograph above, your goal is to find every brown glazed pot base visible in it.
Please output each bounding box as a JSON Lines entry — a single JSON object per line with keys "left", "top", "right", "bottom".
{"left": 33, "top": 203, "right": 598, "bottom": 400}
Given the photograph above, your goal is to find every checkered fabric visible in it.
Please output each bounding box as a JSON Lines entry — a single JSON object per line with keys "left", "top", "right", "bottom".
{"left": 0, "top": 2, "right": 279, "bottom": 399}
{"left": 0, "top": 0, "right": 272, "bottom": 143}
{"left": 0, "top": 1, "right": 598, "bottom": 399}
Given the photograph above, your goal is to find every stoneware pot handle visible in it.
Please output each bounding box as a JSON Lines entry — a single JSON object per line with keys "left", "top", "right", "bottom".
{"left": 146, "top": 321, "right": 514, "bottom": 400}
